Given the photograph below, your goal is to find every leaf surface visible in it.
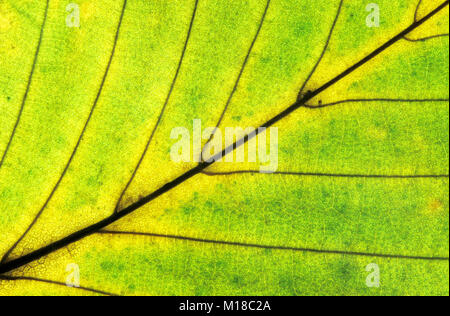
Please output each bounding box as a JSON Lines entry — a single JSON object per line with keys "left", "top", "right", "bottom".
{"left": 0, "top": 0, "right": 448, "bottom": 295}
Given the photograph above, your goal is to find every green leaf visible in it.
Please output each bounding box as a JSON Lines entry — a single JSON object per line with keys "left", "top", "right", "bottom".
{"left": 0, "top": 0, "right": 448, "bottom": 295}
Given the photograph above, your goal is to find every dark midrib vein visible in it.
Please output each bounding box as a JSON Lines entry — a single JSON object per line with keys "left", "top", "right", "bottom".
{"left": 0, "top": 0, "right": 128, "bottom": 264}
{"left": 98, "top": 230, "right": 449, "bottom": 261}
{"left": 297, "top": 0, "right": 343, "bottom": 99}
{"left": 114, "top": 0, "right": 199, "bottom": 213}
{"left": 0, "top": 0, "right": 49, "bottom": 170}
{"left": 0, "top": 276, "right": 118, "bottom": 296}
{"left": 201, "top": 170, "right": 449, "bottom": 179}
{"left": 0, "top": 0, "right": 447, "bottom": 275}
{"left": 201, "top": 0, "right": 271, "bottom": 157}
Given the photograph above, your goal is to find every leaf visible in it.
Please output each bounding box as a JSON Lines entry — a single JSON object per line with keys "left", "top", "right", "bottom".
{"left": 0, "top": 0, "right": 448, "bottom": 296}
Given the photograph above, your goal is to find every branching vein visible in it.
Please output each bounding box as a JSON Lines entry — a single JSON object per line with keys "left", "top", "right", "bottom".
{"left": 404, "top": 0, "right": 449, "bottom": 42}
{"left": 201, "top": 0, "right": 271, "bottom": 159}
{"left": 201, "top": 170, "right": 449, "bottom": 179}
{"left": 0, "top": 275, "right": 118, "bottom": 296}
{"left": 0, "top": 0, "right": 448, "bottom": 277}
{"left": 0, "top": 0, "right": 128, "bottom": 264}
{"left": 114, "top": 0, "right": 199, "bottom": 213}
{"left": 98, "top": 230, "right": 449, "bottom": 262}
{"left": 297, "top": 0, "right": 344, "bottom": 99}
{"left": 0, "top": 0, "right": 49, "bottom": 170}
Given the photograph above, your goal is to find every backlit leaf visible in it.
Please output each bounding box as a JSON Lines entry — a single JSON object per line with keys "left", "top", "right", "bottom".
{"left": 0, "top": 0, "right": 448, "bottom": 296}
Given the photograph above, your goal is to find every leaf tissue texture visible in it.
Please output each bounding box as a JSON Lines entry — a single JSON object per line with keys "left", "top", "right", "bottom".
{"left": 0, "top": 0, "right": 448, "bottom": 296}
